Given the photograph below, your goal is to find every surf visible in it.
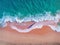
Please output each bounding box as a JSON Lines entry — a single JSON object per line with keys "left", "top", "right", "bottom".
{"left": 0, "top": 11, "right": 60, "bottom": 32}
{"left": 0, "top": 0, "right": 60, "bottom": 32}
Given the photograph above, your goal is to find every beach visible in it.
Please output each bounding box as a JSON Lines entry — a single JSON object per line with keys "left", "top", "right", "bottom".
{"left": 0, "top": 0, "right": 60, "bottom": 45}
{"left": 0, "top": 21, "right": 60, "bottom": 45}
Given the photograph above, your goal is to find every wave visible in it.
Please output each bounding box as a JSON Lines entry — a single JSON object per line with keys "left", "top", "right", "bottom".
{"left": 0, "top": 11, "right": 60, "bottom": 32}
{"left": 0, "top": 11, "right": 60, "bottom": 23}
{"left": 10, "top": 25, "right": 43, "bottom": 33}
{"left": 11, "top": 25, "right": 60, "bottom": 33}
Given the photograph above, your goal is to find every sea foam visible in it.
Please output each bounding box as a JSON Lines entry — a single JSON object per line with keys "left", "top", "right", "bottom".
{"left": 0, "top": 11, "right": 60, "bottom": 32}
{"left": 11, "top": 25, "right": 43, "bottom": 33}
{"left": 0, "top": 11, "right": 60, "bottom": 23}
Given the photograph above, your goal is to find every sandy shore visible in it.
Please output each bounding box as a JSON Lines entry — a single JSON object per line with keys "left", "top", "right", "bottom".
{"left": 0, "top": 21, "right": 60, "bottom": 45}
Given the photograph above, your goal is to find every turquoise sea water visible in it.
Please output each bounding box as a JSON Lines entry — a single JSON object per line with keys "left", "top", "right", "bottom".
{"left": 0, "top": 0, "right": 60, "bottom": 22}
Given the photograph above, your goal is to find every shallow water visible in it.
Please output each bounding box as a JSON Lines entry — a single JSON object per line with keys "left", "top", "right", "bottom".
{"left": 0, "top": 0, "right": 60, "bottom": 31}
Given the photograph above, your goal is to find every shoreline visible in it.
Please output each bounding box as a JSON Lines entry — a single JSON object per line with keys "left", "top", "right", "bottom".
{"left": 0, "top": 20, "right": 60, "bottom": 44}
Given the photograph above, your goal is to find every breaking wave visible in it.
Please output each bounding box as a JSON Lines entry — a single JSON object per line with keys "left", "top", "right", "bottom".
{"left": 0, "top": 11, "right": 60, "bottom": 23}
{"left": 0, "top": 11, "right": 60, "bottom": 32}
{"left": 0, "top": 0, "right": 60, "bottom": 27}
{"left": 0, "top": 0, "right": 60, "bottom": 32}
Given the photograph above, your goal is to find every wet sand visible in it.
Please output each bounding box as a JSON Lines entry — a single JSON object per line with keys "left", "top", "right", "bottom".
{"left": 0, "top": 21, "right": 60, "bottom": 45}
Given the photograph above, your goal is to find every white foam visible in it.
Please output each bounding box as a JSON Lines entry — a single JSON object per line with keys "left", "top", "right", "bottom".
{"left": 11, "top": 24, "right": 60, "bottom": 33}
{"left": 55, "top": 26, "right": 60, "bottom": 32}
{"left": 55, "top": 14, "right": 60, "bottom": 23}
{"left": 15, "top": 17, "right": 24, "bottom": 23}
{"left": 1, "top": 12, "right": 60, "bottom": 23}
{"left": 49, "top": 25, "right": 60, "bottom": 32}
{"left": 10, "top": 24, "right": 43, "bottom": 33}
{"left": 11, "top": 26, "right": 31, "bottom": 32}
{"left": 31, "top": 24, "right": 43, "bottom": 29}
{"left": 0, "top": 18, "right": 7, "bottom": 27}
{"left": 0, "top": 23, "right": 7, "bottom": 27}
{"left": 48, "top": 25, "right": 57, "bottom": 31}
{"left": 0, "top": 11, "right": 60, "bottom": 28}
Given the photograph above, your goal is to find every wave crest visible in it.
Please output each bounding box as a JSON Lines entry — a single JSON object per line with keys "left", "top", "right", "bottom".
{"left": 0, "top": 11, "right": 60, "bottom": 28}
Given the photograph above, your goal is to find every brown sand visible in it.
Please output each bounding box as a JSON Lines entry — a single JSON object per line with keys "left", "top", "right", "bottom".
{"left": 0, "top": 21, "right": 60, "bottom": 45}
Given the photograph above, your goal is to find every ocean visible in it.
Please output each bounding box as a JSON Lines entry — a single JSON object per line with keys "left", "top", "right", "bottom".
{"left": 0, "top": 0, "right": 60, "bottom": 23}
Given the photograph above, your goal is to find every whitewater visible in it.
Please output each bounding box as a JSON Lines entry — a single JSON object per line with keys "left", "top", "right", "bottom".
{"left": 0, "top": 11, "right": 60, "bottom": 32}
{"left": 0, "top": 0, "right": 60, "bottom": 32}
